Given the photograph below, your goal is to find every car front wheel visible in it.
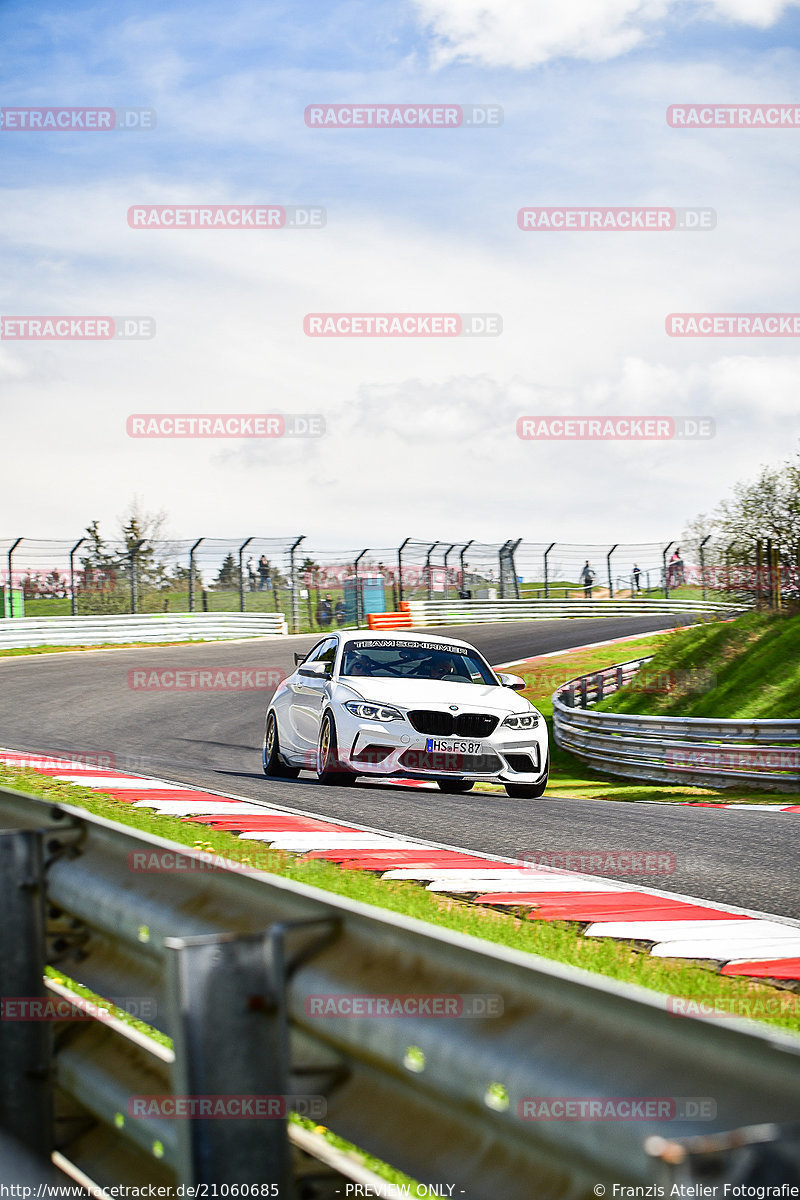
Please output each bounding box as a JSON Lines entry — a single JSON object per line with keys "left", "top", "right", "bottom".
{"left": 317, "top": 712, "right": 357, "bottom": 786}
{"left": 436, "top": 779, "right": 474, "bottom": 794}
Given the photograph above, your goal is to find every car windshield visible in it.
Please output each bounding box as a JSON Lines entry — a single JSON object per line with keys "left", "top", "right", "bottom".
{"left": 340, "top": 640, "right": 496, "bottom": 684}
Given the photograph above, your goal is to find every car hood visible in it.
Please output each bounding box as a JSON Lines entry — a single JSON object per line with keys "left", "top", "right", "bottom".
{"left": 334, "top": 677, "right": 534, "bottom": 714}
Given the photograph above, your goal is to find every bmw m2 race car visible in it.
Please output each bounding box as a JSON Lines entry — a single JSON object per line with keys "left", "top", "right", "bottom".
{"left": 262, "top": 631, "right": 548, "bottom": 797}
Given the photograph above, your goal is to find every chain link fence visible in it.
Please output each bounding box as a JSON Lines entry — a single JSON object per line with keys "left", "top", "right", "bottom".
{"left": 1, "top": 532, "right": 789, "bottom": 631}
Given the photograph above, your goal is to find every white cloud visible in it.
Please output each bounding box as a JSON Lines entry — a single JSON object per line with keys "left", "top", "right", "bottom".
{"left": 411, "top": 0, "right": 800, "bottom": 67}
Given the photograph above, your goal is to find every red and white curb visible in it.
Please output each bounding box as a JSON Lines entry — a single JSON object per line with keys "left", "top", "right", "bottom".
{"left": 3, "top": 747, "right": 800, "bottom": 984}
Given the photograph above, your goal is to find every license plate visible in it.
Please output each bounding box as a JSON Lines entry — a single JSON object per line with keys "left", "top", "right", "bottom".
{"left": 425, "top": 738, "right": 481, "bottom": 755}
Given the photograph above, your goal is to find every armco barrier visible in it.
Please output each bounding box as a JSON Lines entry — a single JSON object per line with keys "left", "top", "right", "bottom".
{"left": 3, "top": 787, "right": 800, "bottom": 1194}
{"left": 0, "top": 611, "right": 287, "bottom": 649}
{"left": 552, "top": 658, "right": 800, "bottom": 793}
{"left": 404, "top": 597, "right": 748, "bottom": 626}
{"left": 366, "top": 610, "right": 413, "bottom": 629}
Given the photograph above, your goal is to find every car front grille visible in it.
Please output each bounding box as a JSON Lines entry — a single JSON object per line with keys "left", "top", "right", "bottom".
{"left": 399, "top": 749, "right": 501, "bottom": 774}
{"left": 407, "top": 710, "right": 499, "bottom": 738}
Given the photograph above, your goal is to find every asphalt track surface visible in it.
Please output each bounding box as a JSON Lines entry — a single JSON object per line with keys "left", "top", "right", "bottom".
{"left": 0, "top": 615, "right": 797, "bottom": 920}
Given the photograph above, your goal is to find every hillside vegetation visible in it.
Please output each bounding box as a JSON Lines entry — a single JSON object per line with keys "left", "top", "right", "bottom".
{"left": 597, "top": 612, "right": 800, "bottom": 719}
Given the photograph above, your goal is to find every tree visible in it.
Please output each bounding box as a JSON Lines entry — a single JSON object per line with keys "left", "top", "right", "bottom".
{"left": 213, "top": 553, "right": 238, "bottom": 589}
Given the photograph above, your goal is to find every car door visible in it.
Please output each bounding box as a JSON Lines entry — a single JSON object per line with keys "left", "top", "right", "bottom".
{"left": 291, "top": 637, "right": 338, "bottom": 760}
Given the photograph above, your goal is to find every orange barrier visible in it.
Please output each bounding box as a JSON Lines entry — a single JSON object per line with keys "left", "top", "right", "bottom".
{"left": 367, "top": 611, "right": 413, "bottom": 629}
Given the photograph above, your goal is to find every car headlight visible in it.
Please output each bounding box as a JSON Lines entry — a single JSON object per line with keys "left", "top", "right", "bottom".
{"left": 502, "top": 712, "right": 539, "bottom": 729}
{"left": 344, "top": 701, "right": 404, "bottom": 722}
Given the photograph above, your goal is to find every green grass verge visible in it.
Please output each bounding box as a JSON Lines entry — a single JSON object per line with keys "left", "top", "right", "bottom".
{"left": 493, "top": 627, "right": 792, "bottom": 805}
{"left": 0, "top": 640, "right": 221, "bottom": 658}
{"left": 2, "top": 761, "right": 798, "bottom": 1036}
{"left": 597, "top": 610, "right": 800, "bottom": 719}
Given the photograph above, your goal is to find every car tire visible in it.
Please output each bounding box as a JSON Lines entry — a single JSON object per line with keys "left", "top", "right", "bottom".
{"left": 505, "top": 773, "right": 548, "bottom": 799}
{"left": 263, "top": 713, "right": 301, "bottom": 779}
{"left": 317, "top": 712, "right": 357, "bottom": 786}
{"left": 436, "top": 779, "right": 474, "bottom": 794}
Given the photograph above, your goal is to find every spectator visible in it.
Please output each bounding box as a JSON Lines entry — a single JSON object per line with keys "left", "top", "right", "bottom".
{"left": 258, "top": 555, "right": 270, "bottom": 591}
{"left": 246, "top": 555, "right": 257, "bottom": 592}
{"left": 632, "top": 564, "right": 642, "bottom": 593}
{"left": 580, "top": 560, "right": 595, "bottom": 598}
{"left": 316, "top": 594, "right": 333, "bottom": 626}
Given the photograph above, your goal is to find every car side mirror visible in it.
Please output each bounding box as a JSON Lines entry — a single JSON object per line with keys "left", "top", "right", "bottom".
{"left": 298, "top": 661, "right": 331, "bottom": 679}
{"left": 497, "top": 672, "right": 526, "bottom": 691}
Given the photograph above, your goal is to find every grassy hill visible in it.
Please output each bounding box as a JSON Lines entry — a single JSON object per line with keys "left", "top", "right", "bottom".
{"left": 596, "top": 611, "right": 800, "bottom": 719}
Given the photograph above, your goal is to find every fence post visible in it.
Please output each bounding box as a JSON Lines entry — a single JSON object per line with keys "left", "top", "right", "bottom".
{"left": 6, "top": 538, "right": 22, "bottom": 619}
{"left": 459, "top": 540, "right": 474, "bottom": 598}
{"left": 69, "top": 537, "right": 86, "bottom": 617}
{"left": 189, "top": 538, "right": 204, "bottom": 613}
{"left": 128, "top": 539, "right": 145, "bottom": 614}
{"left": 543, "top": 542, "right": 555, "bottom": 599}
{"left": 662, "top": 541, "right": 674, "bottom": 599}
{"left": 443, "top": 544, "right": 456, "bottom": 601}
{"left": 397, "top": 537, "right": 411, "bottom": 604}
{"left": 354, "top": 549, "right": 368, "bottom": 627}
{"left": 606, "top": 544, "right": 618, "bottom": 599}
{"left": 425, "top": 542, "right": 439, "bottom": 601}
{"left": 698, "top": 535, "right": 711, "bottom": 601}
{"left": 288, "top": 536, "right": 304, "bottom": 634}
{"left": 237, "top": 538, "right": 254, "bottom": 613}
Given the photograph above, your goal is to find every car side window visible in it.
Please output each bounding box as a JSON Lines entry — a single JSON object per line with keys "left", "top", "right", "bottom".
{"left": 304, "top": 640, "right": 329, "bottom": 663}
{"left": 316, "top": 638, "right": 338, "bottom": 669}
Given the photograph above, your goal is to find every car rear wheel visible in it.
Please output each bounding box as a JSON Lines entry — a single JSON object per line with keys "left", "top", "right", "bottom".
{"left": 437, "top": 779, "right": 475, "bottom": 794}
{"left": 263, "top": 713, "right": 301, "bottom": 779}
{"left": 317, "top": 712, "right": 357, "bottom": 786}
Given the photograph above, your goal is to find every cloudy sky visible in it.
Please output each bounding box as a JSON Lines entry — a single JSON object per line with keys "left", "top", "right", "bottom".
{"left": 3, "top": 0, "right": 800, "bottom": 551}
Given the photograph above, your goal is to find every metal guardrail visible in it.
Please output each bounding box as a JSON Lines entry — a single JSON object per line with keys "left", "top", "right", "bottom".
{"left": 0, "top": 612, "right": 288, "bottom": 649}
{"left": 552, "top": 658, "right": 800, "bottom": 793}
{"left": 406, "top": 597, "right": 748, "bottom": 625}
{"left": 3, "top": 787, "right": 800, "bottom": 1196}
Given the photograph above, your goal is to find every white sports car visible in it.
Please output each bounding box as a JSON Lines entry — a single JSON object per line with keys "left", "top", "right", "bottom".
{"left": 262, "top": 631, "right": 549, "bottom": 798}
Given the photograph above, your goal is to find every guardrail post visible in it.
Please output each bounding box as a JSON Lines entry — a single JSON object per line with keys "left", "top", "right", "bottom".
{"left": 595, "top": 673, "right": 604, "bottom": 701}
{"left": 69, "top": 537, "right": 86, "bottom": 617}
{"left": 606, "top": 544, "right": 618, "bottom": 598}
{"left": 189, "top": 538, "right": 204, "bottom": 613}
{"left": 543, "top": 542, "right": 555, "bottom": 598}
{"left": 164, "top": 930, "right": 295, "bottom": 1189}
{"left": 0, "top": 828, "right": 52, "bottom": 1156}
{"left": 579, "top": 677, "right": 588, "bottom": 706}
